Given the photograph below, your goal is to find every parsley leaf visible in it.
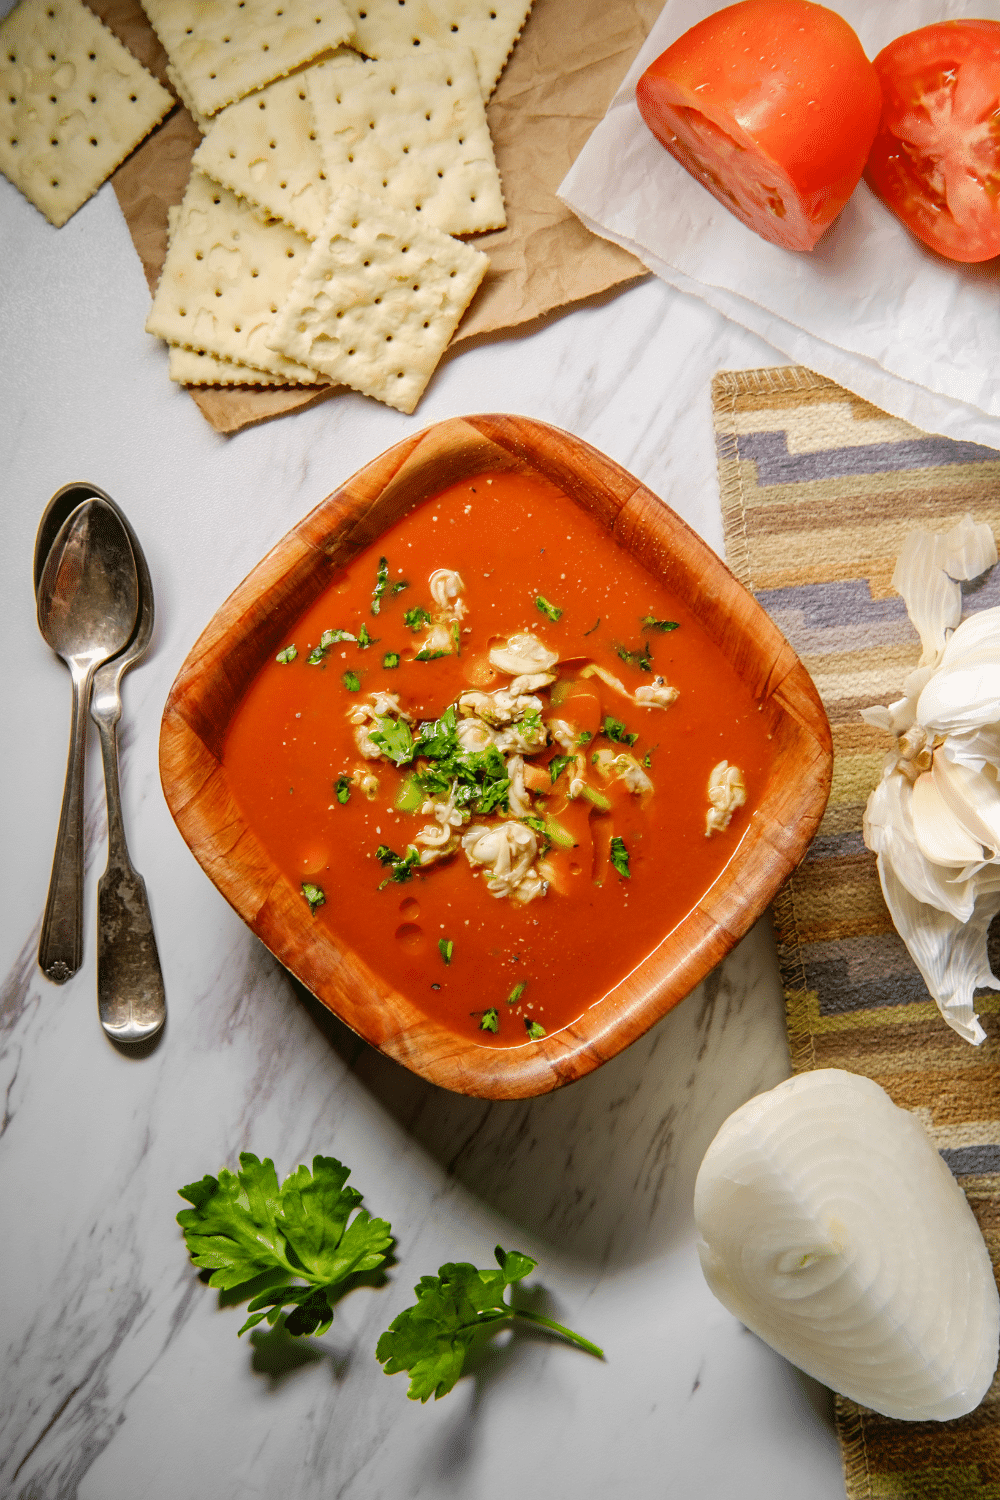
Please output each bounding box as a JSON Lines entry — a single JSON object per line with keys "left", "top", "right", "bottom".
{"left": 177, "top": 1154, "right": 393, "bottom": 1338}
{"left": 357, "top": 623, "right": 378, "bottom": 650}
{"left": 603, "top": 715, "right": 638, "bottom": 747}
{"left": 507, "top": 981, "right": 526, "bottom": 1005}
{"left": 301, "top": 882, "right": 325, "bottom": 914}
{"left": 321, "top": 628, "right": 356, "bottom": 648}
{"left": 439, "top": 938, "right": 453, "bottom": 965}
{"left": 642, "top": 745, "right": 658, "bottom": 769}
{"left": 376, "top": 1245, "right": 603, "bottom": 1402}
{"left": 371, "top": 557, "right": 390, "bottom": 615}
{"left": 343, "top": 670, "right": 361, "bottom": 693}
{"left": 275, "top": 644, "right": 297, "bottom": 664}
{"left": 414, "top": 648, "right": 448, "bottom": 661}
{"left": 479, "top": 1007, "right": 500, "bottom": 1033}
{"left": 334, "top": 774, "right": 351, "bottom": 805}
{"left": 616, "top": 641, "right": 653, "bottom": 672}
{"left": 641, "top": 615, "right": 679, "bottom": 632}
{"left": 370, "top": 715, "right": 415, "bottom": 767}
{"left": 403, "top": 605, "right": 432, "bottom": 632}
{"left": 376, "top": 845, "right": 421, "bottom": 887}
{"left": 610, "top": 836, "right": 630, "bottom": 879}
{"left": 549, "top": 754, "right": 574, "bottom": 785}
{"left": 383, "top": 651, "right": 400, "bottom": 669}
{"left": 535, "top": 594, "right": 562, "bottom": 622}
{"left": 524, "top": 1019, "right": 546, "bottom": 1040}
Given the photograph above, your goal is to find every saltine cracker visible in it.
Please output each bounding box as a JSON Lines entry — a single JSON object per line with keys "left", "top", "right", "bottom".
{"left": 267, "top": 184, "right": 487, "bottom": 413}
{"left": 346, "top": 0, "right": 533, "bottom": 100}
{"left": 146, "top": 170, "right": 324, "bottom": 382}
{"left": 0, "top": 0, "right": 174, "bottom": 227}
{"left": 140, "top": 0, "right": 355, "bottom": 116}
{"left": 192, "top": 55, "right": 361, "bottom": 239}
{"left": 307, "top": 48, "right": 503, "bottom": 237}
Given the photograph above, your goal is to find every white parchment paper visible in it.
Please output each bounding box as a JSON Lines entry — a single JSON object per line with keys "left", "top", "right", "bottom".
{"left": 558, "top": 0, "right": 1000, "bottom": 446}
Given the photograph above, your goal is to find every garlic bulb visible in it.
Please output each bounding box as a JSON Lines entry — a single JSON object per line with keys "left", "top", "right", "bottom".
{"left": 694, "top": 1070, "right": 999, "bottom": 1422}
{"left": 861, "top": 515, "right": 1000, "bottom": 1045}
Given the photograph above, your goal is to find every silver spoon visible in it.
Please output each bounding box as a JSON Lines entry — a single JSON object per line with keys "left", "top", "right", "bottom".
{"left": 37, "top": 500, "right": 139, "bottom": 983}
{"left": 90, "top": 501, "right": 167, "bottom": 1044}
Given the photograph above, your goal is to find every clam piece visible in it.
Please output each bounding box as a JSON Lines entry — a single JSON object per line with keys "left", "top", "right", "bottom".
{"left": 635, "top": 676, "right": 679, "bottom": 710}
{"left": 455, "top": 717, "right": 496, "bottom": 753}
{"left": 462, "top": 820, "right": 542, "bottom": 901}
{"left": 429, "top": 568, "right": 466, "bottom": 616}
{"left": 706, "top": 760, "right": 746, "bottom": 835}
{"left": 593, "top": 748, "right": 653, "bottom": 795}
{"left": 489, "top": 633, "right": 559, "bottom": 678}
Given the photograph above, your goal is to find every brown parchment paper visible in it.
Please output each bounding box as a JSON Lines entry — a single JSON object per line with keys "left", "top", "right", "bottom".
{"left": 95, "top": 0, "right": 662, "bottom": 434}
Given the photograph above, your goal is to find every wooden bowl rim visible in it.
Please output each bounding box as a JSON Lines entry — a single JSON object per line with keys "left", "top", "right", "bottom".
{"left": 160, "top": 414, "right": 832, "bottom": 1099}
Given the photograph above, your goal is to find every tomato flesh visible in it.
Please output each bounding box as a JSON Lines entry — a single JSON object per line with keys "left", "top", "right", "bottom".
{"left": 636, "top": 0, "right": 881, "bottom": 252}
{"left": 864, "top": 21, "right": 1000, "bottom": 263}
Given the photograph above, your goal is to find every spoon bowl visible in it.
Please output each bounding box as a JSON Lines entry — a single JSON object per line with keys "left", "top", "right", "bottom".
{"left": 36, "top": 500, "right": 138, "bottom": 982}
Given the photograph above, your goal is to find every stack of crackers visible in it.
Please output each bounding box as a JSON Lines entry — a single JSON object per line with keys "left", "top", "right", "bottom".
{"left": 1, "top": 0, "right": 536, "bottom": 415}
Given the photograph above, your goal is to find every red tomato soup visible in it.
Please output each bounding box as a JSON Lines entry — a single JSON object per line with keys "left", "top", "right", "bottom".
{"left": 224, "top": 471, "right": 773, "bottom": 1047}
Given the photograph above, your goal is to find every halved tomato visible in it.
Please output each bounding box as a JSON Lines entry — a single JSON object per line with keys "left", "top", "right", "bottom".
{"left": 635, "top": 0, "right": 881, "bottom": 252}
{"left": 863, "top": 21, "right": 1000, "bottom": 263}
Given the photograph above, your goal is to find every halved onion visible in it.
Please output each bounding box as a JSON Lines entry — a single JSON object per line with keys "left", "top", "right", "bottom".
{"left": 694, "top": 1070, "right": 999, "bottom": 1421}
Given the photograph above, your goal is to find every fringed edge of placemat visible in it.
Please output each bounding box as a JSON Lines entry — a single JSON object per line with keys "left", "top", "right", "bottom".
{"left": 714, "top": 365, "right": 831, "bottom": 594}
{"left": 834, "top": 1398, "right": 875, "bottom": 1500}
{"left": 713, "top": 365, "right": 830, "bottom": 1073}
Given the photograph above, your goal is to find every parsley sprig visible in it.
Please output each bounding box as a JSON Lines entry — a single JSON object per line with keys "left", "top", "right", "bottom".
{"left": 376, "top": 1246, "right": 603, "bottom": 1402}
{"left": 176, "top": 1154, "right": 393, "bottom": 1338}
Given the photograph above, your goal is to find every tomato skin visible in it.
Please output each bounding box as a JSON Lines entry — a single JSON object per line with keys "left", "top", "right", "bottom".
{"left": 636, "top": 0, "right": 881, "bottom": 252}
{"left": 863, "top": 21, "right": 1000, "bottom": 264}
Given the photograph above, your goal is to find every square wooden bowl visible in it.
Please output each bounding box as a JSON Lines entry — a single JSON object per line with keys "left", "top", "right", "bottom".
{"left": 160, "top": 415, "right": 832, "bottom": 1099}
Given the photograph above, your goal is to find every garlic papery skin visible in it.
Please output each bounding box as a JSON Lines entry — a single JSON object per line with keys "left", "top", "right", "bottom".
{"left": 694, "top": 1070, "right": 1000, "bottom": 1423}
{"left": 861, "top": 517, "right": 1000, "bottom": 1046}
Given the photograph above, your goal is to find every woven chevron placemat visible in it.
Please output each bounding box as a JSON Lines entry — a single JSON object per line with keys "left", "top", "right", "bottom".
{"left": 713, "top": 366, "right": 1000, "bottom": 1499}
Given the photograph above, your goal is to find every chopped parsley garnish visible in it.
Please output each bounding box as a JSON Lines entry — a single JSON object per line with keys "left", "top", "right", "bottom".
{"left": 357, "top": 623, "right": 378, "bottom": 650}
{"left": 535, "top": 594, "right": 562, "bottom": 622}
{"left": 301, "top": 882, "right": 326, "bottom": 914}
{"left": 370, "top": 715, "right": 415, "bottom": 766}
{"left": 275, "top": 644, "right": 297, "bottom": 664}
{"left": 308, "top": 628, "right": 357, "bottom": 664}
{"left": 610, "top": 836, "right": 630, "bottom": 879}
{"left": 507, "top": 981, "right": 526, "bottom": 1005}
{"left": 549, "top": 755, "right": 574, "bottom": 785}
{"left": 642, "top": 745, "right": 658, "bottom": 769}
{"left": 439, "top": 938, "right": 453, "bottom": 965}
{"left": 641, "top": 615, "right": 679, "bottom": 632}
{"left": 414, "top": 649, "right": 448, "bottom": 661}
{"left": 524, "top": 1019, "right": 546, "bottom": 1040}
{"left": 177, "top": 1152, "right": 392, "bottom": 1339}
{"left": 372, "top": 558, "right": 408, "bottom": 615}
{"left": 603, "top": 715, "right": 638, "bottom": 747}
{"left": 334, "top": 774, "right": 351, "bottom": 804}
{"left": 578, "top": 730, "right": 593, "bottom": 745}
{"left": 403, "top": 605, "right": 432, "bottom": 632}
{"left": 375, "top": 1245, "right": 603, "bottom": 1402}
{"left": 616, "top": 641, "right": 653, "bottom": 672}
{"left": 479, "top": 1007, "right": 500, "bottom": 1034}
{"left": 383, "top": 651, "right": 400, "bottom": 669}
{"left": 376, "top": 845, "right": 421, "bottom": 887}
{"left": 343, "top": 670, "right": 361, "bottom": 692}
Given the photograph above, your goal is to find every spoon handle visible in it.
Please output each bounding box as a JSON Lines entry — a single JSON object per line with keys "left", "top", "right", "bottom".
{"left": 95, "top": 708, "right": 166, "bottom": 1043}
{"left": 39, "top": 661, "right": 94, "bottom": 982}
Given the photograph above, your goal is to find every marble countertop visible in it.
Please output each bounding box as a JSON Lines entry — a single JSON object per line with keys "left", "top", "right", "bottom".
{"left": 1, "top": 161, "right": 849, "bottom": 1498}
